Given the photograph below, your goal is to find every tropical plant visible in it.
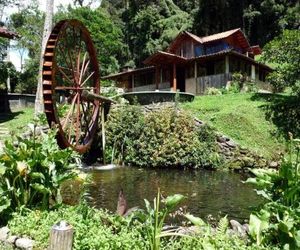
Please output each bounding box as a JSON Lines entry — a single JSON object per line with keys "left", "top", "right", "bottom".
{"left": 246, "top": 136, "right": 300, "bottom": 248}
{"left": 0, "top": 126, "right": 80, "bottom": 224}
{"left": 134, "top": 189, "right": 185, "bottom": 250}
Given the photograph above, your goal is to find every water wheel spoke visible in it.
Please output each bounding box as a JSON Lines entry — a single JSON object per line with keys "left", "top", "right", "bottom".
{"left": 80, "top": 101, "right": 93, "bottom": 138}
{"left": 68, "top": 101, "right": 77, "bottom": 143}
{"left": 62, "top": 93, "right": 78, "bottom": 130}
{"left": 76, "top": 47, "right": 82, "bottom": 84}
{"left": 58, "top": 46, "right": 74, "bottom": 77}
{"left": 60, "top": 30, "right": 77, "bottom": 81}
{"left": 79, "top": 59, "right": 90, "bottom": 86}
{"left": 81, "top": 71, "right": 95, "bottom": 87}
{"left": 57, "top": 66, "right": 75, "bottom": 85}
{"left": 79, "top": 52, "right": 88, "bottom": 86}
{"left": 75, "top": 93, "right": 82, "bottom": 145}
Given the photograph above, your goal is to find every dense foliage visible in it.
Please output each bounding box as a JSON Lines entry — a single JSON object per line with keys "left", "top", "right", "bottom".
{"left": 7, "top": 200, "right": 273, "bottom": 250}
{"left": 105, "top": 105, "right": 220, "bottom": 168}
{"left": 247, "top": 137, "right": 300, "bottom": 248}
{"left": 0, "top": 127, "right": 80, "bottom": 224}
{"left": 261, "top": 30, "right": 300, "bottom": 95}
{"left": 55, "top": 6, "right": 127, "bottom": 75}
{"left": 2, "top": 0, "right": 298, "bottom": 94}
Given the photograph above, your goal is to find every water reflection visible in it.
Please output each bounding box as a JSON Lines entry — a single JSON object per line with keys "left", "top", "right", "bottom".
{"left": 87, "top": 167, "right": 263, "bottom": 221}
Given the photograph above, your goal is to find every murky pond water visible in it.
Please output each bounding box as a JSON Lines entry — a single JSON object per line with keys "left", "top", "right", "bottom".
{"left": 87, "top": 167, "right": 263, "bottom": 221}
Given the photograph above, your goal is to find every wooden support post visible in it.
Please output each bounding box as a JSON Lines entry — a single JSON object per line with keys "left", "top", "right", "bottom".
{"left": 155, "top": 66, "right": 159, "bottom": 90}
{"left": 132, "top": 75, "right": 134, "bottom": 91}
{"left": 225, "top": 56, "right": 229, "bottom": 74}
{"left": 251, "top": 64, "right": 256, "bottom": 80}
{"left": 49, "top": 221, "right": 74, "bottom": 250}
{"left": 101, "top": 106, "right": 106, "bottom": 165}
{"left": 160, "top": 67, "right": 163, "bottom": 86}
{"left": 172, "top": 63, "right": 177, "bottom": 92}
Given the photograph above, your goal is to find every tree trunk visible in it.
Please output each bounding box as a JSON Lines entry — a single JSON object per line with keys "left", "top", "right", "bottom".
{"left": 35, "top": 0, "right": 54, "bottom": 115}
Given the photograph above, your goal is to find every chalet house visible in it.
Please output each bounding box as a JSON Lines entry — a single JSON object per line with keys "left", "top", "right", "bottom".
{"left": 103, "top": 28, "right": 272, "bottom": 95}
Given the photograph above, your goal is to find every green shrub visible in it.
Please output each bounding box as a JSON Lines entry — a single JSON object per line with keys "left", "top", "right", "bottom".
{"left": 105, "top": 105, "right": 220, "bottom": 168}
{"left": 205, "top": 87, "right": 222, "bottom": 95}
{"left": 0, "top": 127, "right": 80, "bottom": 224}
{"left": 7, "top": 203, "right": 275, "bottom": 250}
{"left": 246, "top": 137, "right": 300, "bottom": 248}
{"left": 8, "top": 204, "right": 147, "bottom": 250}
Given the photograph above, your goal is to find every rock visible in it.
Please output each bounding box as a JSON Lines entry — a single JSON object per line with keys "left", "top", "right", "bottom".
{"left": 7, "top": 235, "right": 18, "bottom": 244}
{"left": 177, "top": 226, "right": 200, "bottom": 235}
{"left": 226, "top": 140, "right": 236, "bottom": 148}
{"left": 242, "top": 224, "right": 249, "bottom": 234}
{"left": 124, "top": 206, "right": 140, "bottom": 217}
{"left": 242, "top": 156, "right": 255, "bottom": 167}
{"left": 230, "top": 220, "right": 247, "bottom": 236}
{"left": 223, "top": 151, "right": 232, "bottom": 157}
{"left": 269, "top": 161, "right": 279, "bottom": 168}
{"left": 15, "top": 238, "right": 34, "bottom": 250}
{"left": 0, "top": 226, "right": 9, "bottom": 241}
{"left": 217, "top": 136, "right": 227, "bottom": 143}
{"left": 194, "top": 118, "right": 204, "bottom": 127}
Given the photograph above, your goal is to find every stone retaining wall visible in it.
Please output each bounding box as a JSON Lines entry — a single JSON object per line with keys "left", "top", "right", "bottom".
{"left": 0, "top": 93, "right": 35, "bottom": 112}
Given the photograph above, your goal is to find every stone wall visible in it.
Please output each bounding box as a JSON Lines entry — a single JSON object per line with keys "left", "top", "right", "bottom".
{"left": 0, "top": 93, "right": 35, "bottom": 112}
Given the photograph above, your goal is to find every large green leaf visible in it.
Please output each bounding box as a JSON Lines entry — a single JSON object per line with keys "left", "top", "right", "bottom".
{"left": 249, "top": 210, "right": 270, "bottom": 245}
{"left": 31, "top": 183, "right": 51, "bottom": 194}
{"left": 30, "top": 172, "right": 45, "bottom": 180}
{"left": 164, "top": 194, "right": 185, "bottom": 211}
{"left": 185, "top": 213, "right": 206, "bottom": 227}
{"left": 0, "top": 195, "right": 10, "bottom": 213}
{"left": 0, "top": 163, "right": 6, "bottom": 176}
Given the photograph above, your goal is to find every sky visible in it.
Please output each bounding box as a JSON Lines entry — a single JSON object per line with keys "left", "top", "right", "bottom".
{"left": 5, "top": 0, "right": 100, "bottom": 71}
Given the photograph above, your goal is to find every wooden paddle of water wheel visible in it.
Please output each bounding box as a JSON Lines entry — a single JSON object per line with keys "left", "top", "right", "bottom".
{"left": 42, "top": 19, "right": 113, "bottom": 154}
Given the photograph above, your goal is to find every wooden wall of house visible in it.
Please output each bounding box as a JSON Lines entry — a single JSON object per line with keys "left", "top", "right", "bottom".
{"left": 175, "top": 38, "right": 195, "bottom": 58}
{"left": 196, "top": 73, "right": 232, "bottom": 94}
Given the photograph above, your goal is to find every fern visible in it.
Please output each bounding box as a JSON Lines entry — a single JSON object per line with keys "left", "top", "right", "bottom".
{"left": 217, "top": 216, "right": 228, "bottom": 235}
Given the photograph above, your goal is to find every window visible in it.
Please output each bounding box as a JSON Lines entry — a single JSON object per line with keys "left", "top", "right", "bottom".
{"left": 195, "top": 45, "right": 204, "bottom": 57}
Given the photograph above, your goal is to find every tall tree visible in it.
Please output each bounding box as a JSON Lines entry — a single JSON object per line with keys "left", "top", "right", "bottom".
{"left": 55, "top": 6, "right": 127, "bottom": 75}
{"left": 261, "top": 30, "right": 300, "bottom": 95}
{"left": 35, "top": 0, "right": 53, "bottom": 115}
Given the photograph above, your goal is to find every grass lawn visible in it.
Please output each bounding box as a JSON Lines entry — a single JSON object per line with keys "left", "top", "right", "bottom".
{"left": 182, "top": 93, "right": 287, "bottom": 158}
{"left": 0, "top": 107, "right": 34, "bottom": 140}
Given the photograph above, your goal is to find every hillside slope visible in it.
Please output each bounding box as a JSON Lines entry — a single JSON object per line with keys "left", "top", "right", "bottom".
{"left": 182, "top": 93, "right": 285, "bottom": 158}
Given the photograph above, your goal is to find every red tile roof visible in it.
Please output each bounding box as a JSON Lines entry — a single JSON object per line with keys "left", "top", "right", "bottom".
{"left": 168, "top": 28, "right": 251, "bottom": 52}
{"left": 250, "top": 45, "right": 262, "bottom": 56}
{"left": 200, "top": 28, "right": 241, "bottom": 43}
{"left": 0, "top": 27, "right": 18, "bottom": 39}
{"left": 102, "top": 66, "right": 155, "bottom": 80}
{"left": 143, "top": 51, "right": 187, "bottom": 65}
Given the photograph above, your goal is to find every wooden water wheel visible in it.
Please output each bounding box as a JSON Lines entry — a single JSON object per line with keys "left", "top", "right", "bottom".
{"left": 42, "top": 19, "right": 101, "bottom": 153}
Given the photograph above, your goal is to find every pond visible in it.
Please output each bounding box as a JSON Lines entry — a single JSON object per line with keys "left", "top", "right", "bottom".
{"left": 87, "top": 167, "right": 263, "bottom": 222}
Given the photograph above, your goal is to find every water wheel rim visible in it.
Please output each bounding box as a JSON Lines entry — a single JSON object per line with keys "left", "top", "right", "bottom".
{"left": 43, "top": 19, "right": 100, "bottom": 153}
